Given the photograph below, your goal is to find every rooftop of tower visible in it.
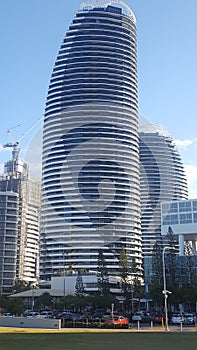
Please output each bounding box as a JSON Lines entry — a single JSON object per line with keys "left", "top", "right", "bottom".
{"left": 79, "top": 0, "right": 136, "bottom": 23}
{"left": 139, "top": 123, "right": 171, "bottom": 137}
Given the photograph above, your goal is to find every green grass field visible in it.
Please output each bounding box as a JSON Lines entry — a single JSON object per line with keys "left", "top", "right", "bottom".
{"left": 0, "top": 332, "right": 196, "bottom": 350}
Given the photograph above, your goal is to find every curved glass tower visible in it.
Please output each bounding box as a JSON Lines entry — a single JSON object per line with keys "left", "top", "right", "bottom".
{"left": 140, "top": 125, "right": 188, "bottom": 257}
{"left": 40, "top": 1, "right": 142, "bottom": 280}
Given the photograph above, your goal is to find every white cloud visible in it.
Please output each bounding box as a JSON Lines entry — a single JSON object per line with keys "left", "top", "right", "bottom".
{"left": 175, "top": 138, "right": 197, "bottom": 149}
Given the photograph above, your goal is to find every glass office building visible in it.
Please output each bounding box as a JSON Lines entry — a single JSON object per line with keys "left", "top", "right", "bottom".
{"left": 40, "top": 1, "right": 142, "bottom": 280}
{"left": 161, "top": 199, "right": 197, "bottom": 256}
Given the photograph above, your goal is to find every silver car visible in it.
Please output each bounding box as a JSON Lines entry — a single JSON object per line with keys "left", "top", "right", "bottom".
{"left": 171, "top": 313, "right": 184, "bottom": 324}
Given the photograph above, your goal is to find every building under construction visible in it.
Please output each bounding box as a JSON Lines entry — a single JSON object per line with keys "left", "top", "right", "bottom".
{"left": 0, "top": 143, "right": 40, "bottom": 295}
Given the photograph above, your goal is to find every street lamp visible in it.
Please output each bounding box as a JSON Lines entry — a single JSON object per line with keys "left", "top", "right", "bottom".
{"left": 162, "top": 246, "right": 175, "bottom": 331}
{"left": 31, "top": 283, "right": 36, "bottom": 312}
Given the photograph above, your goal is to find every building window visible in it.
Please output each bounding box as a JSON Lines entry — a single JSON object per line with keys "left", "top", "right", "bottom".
{"left": 179, "top": 201, "right": 192, "bottom": 212}
{"left": 180, "top": 213, "right": 192, "bottom": 224}
{"left": 193, "top": 212, "right": 197, "bottom": 223}
{"left": 192, "top": 200, "right": 197, "bottom": 212}
{"left": 162, "top": 203, "right": 170, "bottom": 214}
{"left": 162, "top": 214, "right": 178, "bottom": 225}
{"left": 169, "top": 202, "right": 178, "bottom": 213}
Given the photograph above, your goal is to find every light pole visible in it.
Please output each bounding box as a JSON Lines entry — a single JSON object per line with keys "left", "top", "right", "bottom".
{"left": 111, "top": 303, "right": 114, "bottom": 324}
{"left": 31, "top": 284, "right": 35, "bottom": 312}
{"left": 162, "top": 246, "right": 175, "bottom": 331}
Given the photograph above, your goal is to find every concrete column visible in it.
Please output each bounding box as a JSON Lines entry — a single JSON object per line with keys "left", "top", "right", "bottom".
{"left": 178, "top": 234, "right": 184, "bottom": 256}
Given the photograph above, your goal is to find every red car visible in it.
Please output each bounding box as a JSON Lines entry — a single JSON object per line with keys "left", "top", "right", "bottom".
{"left": 104, "top": 315, "right": 129, "bottom": 325}
{"left": 151, "top": 314, "right": 164, "bottom": 324}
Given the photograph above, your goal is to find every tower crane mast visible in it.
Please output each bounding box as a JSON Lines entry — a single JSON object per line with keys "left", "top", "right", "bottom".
{"left": 3, "top": 117, "right": 43, "bottom": 177}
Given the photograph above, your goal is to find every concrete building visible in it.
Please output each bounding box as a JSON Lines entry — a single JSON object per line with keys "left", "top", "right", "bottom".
{"left": 40, "top": 1, "right": 142, "bottom": 280}
{"left": 17, "top": 177, "right": 40, "bottom": 283}
{"left": 0, "top": 191, "right": 18, "bottom": 295}
{"left": 50, "top": 273, "right": 121, "bottom": 296}
{"left": 0, "top": 154, "right": 40, "bottom": 295}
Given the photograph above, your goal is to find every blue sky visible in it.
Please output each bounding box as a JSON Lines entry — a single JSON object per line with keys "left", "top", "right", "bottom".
{"left": 0, "top": 0, "right": 197, "bottom": 196}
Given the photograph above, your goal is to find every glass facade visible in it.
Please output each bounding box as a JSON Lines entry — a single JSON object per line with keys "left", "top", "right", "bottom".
{"left": 162, "top": 199, "right": 197, "bottom": 226}
{"left": 140, "top": 129, "right": 188, "bottom": 257}
{"left": 40, "top": 1, "right": 142, "bottom": 279}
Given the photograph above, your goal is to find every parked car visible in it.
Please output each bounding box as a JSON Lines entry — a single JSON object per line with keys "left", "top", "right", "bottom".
{"left": 39, "top": 311, "right": 54, "bottom": 319}
{"left": 2, "top": 312, "right": 13, "bottom": 317}
{"left": 71, "top": 313, "right": 82, "bottom": 321}
{"left": 132, "top": 312, "right": 143, "bottom": 321}
{"left": 171, "top": 313, "right": 184, "bottom": 325}
{"left": 25, "top": 312, "right": 40, "bottom": 318}
{"left": 55, "top": 311, "right": 74, "bottom": 321}
{"left": 91, "top": 311, "right": 105, "bottom": 322}
{"left": 184, "top": 313, "right": 195, "bottom": 325}
{"left": 142, "top": 312, "right": 152, "bottom": 323}
{"left": 104, "top": 315, "right": 129, "bottom": 325}
{"left": 78, "top": 313, "right": 92, "bottom": 322}
{"left": 151, "top": 314, "right": 164, "bottom": 324}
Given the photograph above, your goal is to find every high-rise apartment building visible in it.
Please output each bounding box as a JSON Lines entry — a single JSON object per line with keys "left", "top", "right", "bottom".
{"left": 0, "top": 154, "right": 40, "bottom": 295}
{"left": 40, "top": 1, "right": 142, "bottom": 280}
{"left": 139, "top": 125, "right": 188, "bottom": 257}
{"left": 0, "top": 191, "right": 18, "bottom": 295}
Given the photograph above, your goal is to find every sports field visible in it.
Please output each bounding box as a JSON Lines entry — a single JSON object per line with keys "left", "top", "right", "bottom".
{"left": 0, "top": 332, "right": 196, "bottom": 350}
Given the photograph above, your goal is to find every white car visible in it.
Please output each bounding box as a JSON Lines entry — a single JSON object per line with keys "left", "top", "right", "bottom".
{"left": 41, "top": 311, "right": 53, "bottom": 318}
{"left": 26, "top": 312, "right": 40, "bottom": 318}
{"left": 171, "top": 313, "right": 184, "bottom": 324}
{"left": 132, "top": 312, "right": 143, "bottom": 321}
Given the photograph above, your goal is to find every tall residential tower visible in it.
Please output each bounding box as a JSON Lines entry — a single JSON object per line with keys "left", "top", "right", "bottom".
{"left": 40, "top": 1, "right": 142, "bottom": 280}
{"left": 140, "top": 125, "right": 188, "bottom": 257}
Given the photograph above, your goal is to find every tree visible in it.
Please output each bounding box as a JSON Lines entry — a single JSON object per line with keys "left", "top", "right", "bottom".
{"left": 86, "top": 294, "right": 117, "bottom": 310}
{"left": 0, "top": 295, "right": 7, "bottom": 314}
{"left": 119, "top": 247, "right": 131, "bottom": 309}
{"left": 150, "top": 242, "right": 163, "bottom": 307}
{"left": 165, "top": 225, "right": 178, "bottom": 249}
{"left": 149, "top": 281, "right": 163, "bottom": 308}
{"left": 165, "top": 226, "right": 179, "bottom": 289}
{"left": 37, "top": 292, "right": 53, "bottom": 310}
{"left": 151, "top": 242, "right": 163, "bottom": 285}
{"left": 14, "top": 278, "right": 31, "bottom": 293}
{"left": 184, "top": 241, "right": 196, "bottom": 286}
{"left": 6, "top": 297, "right": 23, "bottom": 315}
{"left": 59, "top": 295, "right": 82, "bottom": 312}
{"left": 130, "top": 257, "right": 144, "bottom": 310}
{"left": 75, "top": 270, "right": 85, "bottom": 297}
{"left": 176, "top": 283, "right": 197, "bottom": 311}
{"left": 97, "top": 249, "right": 110, "bottom": 296}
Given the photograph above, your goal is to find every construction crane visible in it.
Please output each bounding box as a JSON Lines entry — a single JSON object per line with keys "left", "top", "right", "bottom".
{"left": 3, "top": 117, "right": 43, "bottom": 177}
